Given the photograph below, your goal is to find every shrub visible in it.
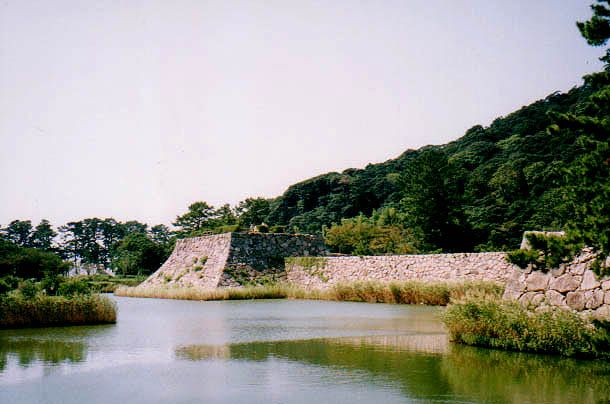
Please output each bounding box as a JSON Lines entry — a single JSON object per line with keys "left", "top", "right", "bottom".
{"left": 57, "top": 278, "right": 92, "bottom": 297}
{"left": 442, "top": 298, "right": 610, "bottom": 359}
{"left": 324, "top": 214, "right": 417, "bottom": 255}
{"left": 269, "top": 225, "right": 287, "bottom": 233}
{"left": 0, "top": 275, "right": 19, "bottom": 296}
{"left": 19, "top": 279, "right": 39, "bottom": 299}
{"left": 39, "top": 275, "right": 64, "bottom": 296}
{"left": 507, "top": 248, "right": 541, "bottom": 269}
{"left": 507, "top": 232, "right": 581, "bottom": 272}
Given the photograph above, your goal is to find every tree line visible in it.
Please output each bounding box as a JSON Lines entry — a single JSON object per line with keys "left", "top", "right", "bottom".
{"left": 0, "top": 196, "right": 281, "bottom": 278}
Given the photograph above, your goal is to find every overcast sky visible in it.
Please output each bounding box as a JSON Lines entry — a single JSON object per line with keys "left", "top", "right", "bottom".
{"left": 0, "top": 0, "right": 604, "bottom": 227}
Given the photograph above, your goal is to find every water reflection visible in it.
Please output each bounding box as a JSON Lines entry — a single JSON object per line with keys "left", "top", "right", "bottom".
{"left": 177, "top": 335, "right": 610, "bottom": 404}
{"left": 0, "top": 338, "right": 87, "bottom": 371}
{"left": 2, "top": 298, "right": 609, "bottom": 404}
{"left": 0, "top": 324, "right": 114, "bottom": 373}
{"left": 442, "top": 345, "right": 610, "bottom": 404}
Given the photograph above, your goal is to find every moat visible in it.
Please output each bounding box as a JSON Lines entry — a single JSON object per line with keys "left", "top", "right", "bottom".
{"left": 1, "top": 296, "right": 609, "bottom": 403}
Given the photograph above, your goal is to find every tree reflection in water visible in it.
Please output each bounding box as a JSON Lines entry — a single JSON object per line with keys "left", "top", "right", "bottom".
{"left": 176, "top": 334, "right": 610, "bottom": 404}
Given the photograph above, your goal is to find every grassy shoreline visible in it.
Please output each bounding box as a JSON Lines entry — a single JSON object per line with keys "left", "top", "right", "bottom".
{"left": 442, "top": 298, "right": 610, "bottom": 359}
{"left": 0, "top": 294, "right": 117, "bottom": 329}
{"left": 114, "top": 280, "right": 503, "bottom": 305}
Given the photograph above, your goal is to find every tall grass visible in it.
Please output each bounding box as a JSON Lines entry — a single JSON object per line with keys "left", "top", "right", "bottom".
{"left": 329, "top": 281, "right": 502, "bottom": 304}
{"left": 115, "top": 280, "right": 503, "bottom": 305}
{"left": 0, "top": 294, "right": 117, "bottom": 329}
{"left": 114, "top": 284, "right": 295, "bottom": 301}
{"left": 442, "top": 298, "right": 610, "bottom": 359}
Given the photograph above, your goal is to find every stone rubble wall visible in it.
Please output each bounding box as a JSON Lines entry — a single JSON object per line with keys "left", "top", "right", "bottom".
{"left": 219, "top": 233, "right": 327, "bottom": 287}
{"left": 286, "top": 252, "right": 518, "bottom": 289}
{"left": 140, "top": 232, "right": 326, "bottom": 289}
{"left": 503, "top": 248, "right": 610, "bottom": 319}
{"left": 142, "top": 233, "right": 232, "bottom": 289}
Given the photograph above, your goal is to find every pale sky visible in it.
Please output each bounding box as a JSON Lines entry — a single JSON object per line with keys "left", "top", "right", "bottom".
{"left": 0, "top": 0, "right": 604, "bottom": 227}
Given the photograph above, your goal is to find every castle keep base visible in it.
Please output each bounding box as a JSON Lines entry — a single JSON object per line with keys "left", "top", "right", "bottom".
{"left": 141, "top": 233, "right": 326, "bottom": 289}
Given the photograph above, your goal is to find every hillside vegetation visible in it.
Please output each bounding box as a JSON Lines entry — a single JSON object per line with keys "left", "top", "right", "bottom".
{"left": 266, "top": 85, "right": 593, "bottom": 251}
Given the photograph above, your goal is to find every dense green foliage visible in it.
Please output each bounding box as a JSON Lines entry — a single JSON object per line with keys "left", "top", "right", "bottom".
{"left": 577, "top": 0, "right": 610, "bottom": 68}
{"left": 504, "top": 2, "right": 610, "bottom": 274}
{"left": 262, "top": 83, "right": 593, "bottom": 252}
{"left": 323, "top": 209, "right": 417, "bottom": 255}
{"left": 258, "top": 3, "right": 610, "bottom": 261}
{"left": 442, "top": 298, "right": 610, "bottom": 359}
{"left": 507, "top": 232, "right": 581, "bottom": 272}
{"left": 1, "top": 218, "right": 173, "bottom": 276}
{"left": 1, "top": 219, "right": 57, "bottom": 250}
{"left": 0, "top": 240, "right": 69, "bottom": 280}
{"left": 58, "top": 217, "right": 167, "bottom": 270}
{"left": 111, "top": 233, "right": 173, "bottom": 276}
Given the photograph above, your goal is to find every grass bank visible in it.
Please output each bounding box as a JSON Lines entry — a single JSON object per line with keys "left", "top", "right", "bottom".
{"left": 442, "top": 298, "right": 610, "bottom": 359}
{"left": 115, "top": 280, "right": 503, "bottom": 305}
{"left": 0, "top": 294, "right": 117, "bottom": 329}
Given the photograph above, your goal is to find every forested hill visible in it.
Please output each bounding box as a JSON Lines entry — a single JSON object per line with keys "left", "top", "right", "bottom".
{"left": 266, "top": 83, "right": 595, "bottom": 251}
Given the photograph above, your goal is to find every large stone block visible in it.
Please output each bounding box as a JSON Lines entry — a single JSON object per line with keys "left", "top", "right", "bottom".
{"left": 519, "top": 291, "right": 543, "bottom": 307}
{"left": 526, "top": 272, "right": 550, "bottom": 291}
{"left": 544, "top": 290, "right": 565, "bottom": 307}
{"left": 503, "top": 288, "right": 523, "bottom": 301}
{"left": 585, "top": 290, "right": 604, "bottom": 310}
{"left": 592, "top": 305, "right": 610, "bottom": 320}
{"left": 549, "top": 274, "right": 581, "bottom": 293}
{"left": 570, "top": 263, "right": 587, "bottom": 275}
{"left": 566, "top": 291, "right": 585, "bottom": 311}
{"left": 581, "top": 271, "right": 601, "bottom": 290}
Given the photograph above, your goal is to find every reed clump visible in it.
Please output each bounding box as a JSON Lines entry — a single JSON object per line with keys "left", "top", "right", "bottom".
{"left": 442, "top": 297, "right": 610, "bottom": 359}
{"left": 115, "top": 280, "right": 502, "bottom": 306}
{"left": 0, "top": 294, "right": 117, "bottom": 329}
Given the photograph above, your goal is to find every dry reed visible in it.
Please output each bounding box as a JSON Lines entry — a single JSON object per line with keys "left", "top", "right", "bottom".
{"left": 0, "top": 294, "right": 117, "bottom": 329}
{"left": 115, "top": 280, "right": 503, "bottom": 305}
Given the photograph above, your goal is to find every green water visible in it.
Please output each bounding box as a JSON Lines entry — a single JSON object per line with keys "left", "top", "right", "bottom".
{"left": 0, "top": 297, "right": 608, "bottom": 403}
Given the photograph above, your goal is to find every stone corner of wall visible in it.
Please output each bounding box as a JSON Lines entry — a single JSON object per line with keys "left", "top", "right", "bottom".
{"left": 502, "top": 253, "right": 610, "bottom": 317}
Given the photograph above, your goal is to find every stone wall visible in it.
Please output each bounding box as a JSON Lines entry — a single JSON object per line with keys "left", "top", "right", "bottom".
{"left": 219, "top": 233, "right": 327, "bottom": 287}
{"left": 503, "top": 248, "right": 610, "bottom": 319}
{"left": 142, "top": 233, "right": 232, "bottom": 289}
{"left": 139, "top": 232, "right": 609, "bottom": 319}
{"left": 285, "top": 252, "right": 519, "bottom": 289}
{"left": 140, "top": 232, "right": 326, "bottom": 289}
